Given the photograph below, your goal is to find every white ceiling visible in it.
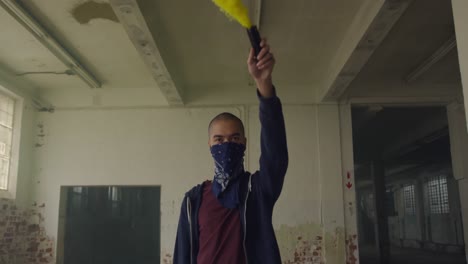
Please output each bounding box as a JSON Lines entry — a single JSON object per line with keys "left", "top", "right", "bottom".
{"left": 0, "top": 6, "right": 83, "bottom": 90}
{"left": 0, "top": 0, "right": 369, "bottom": 106}
{"left": 2, "top": 0, "right": 461, "bottom": 106}
{"left": 1, "top": 0, "right": 166, "bottom": 101}
{"left": 346, "top": 0, "right": 463, "bottom": 97}
{"left": 141, "top": 0, "right": 365, "bottom": 100}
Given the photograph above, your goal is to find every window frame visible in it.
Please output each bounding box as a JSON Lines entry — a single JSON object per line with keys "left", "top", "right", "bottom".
{"left": 0, "top": 86, "right": 24, "bottom": 199}
{"left": 403, "top": 184, "right": 417, "bottom": 215}
{"left": 426, "top": 175, "right": 450, "bottom": 214}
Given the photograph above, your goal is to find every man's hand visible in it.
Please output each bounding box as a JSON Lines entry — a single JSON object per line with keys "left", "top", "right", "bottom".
{"left": 247, "top": 39, "right": 275, "bottom": 98}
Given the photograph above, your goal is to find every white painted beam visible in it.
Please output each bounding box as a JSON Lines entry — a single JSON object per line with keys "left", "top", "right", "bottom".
{"left": 319, "top": 0, "right": 385, "bottom": 101}
{"left": 0, "top": 0, "right": 101, "bottom": 89}
{"left": 321, "top": 0, "right": 411, "bottom": 101}
{"left": 109, "top": 0, "right": 184, "bottom": 105}
{"left": 405, "top": 35, "right": 457, "bottom": 83}
{"left": 250, "top": 0, "right": 262, "bottom": 29}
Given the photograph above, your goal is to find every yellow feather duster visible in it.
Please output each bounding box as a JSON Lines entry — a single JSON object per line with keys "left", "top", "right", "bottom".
{"left": 212, "top": 0, "right": 252, "bottom": 28}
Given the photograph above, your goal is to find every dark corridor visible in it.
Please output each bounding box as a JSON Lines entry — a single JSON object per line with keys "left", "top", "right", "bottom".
{"left": 352, "top": 106, "right": 466, "bottom": 264}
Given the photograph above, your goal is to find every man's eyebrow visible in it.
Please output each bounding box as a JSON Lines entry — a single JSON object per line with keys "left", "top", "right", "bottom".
{"left": 212, "top": 133, "right": 241, "bottom": 138}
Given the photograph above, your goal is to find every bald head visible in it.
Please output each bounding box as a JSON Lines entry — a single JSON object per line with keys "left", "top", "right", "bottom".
{"left": 209, "top": 113, "right": 245, "bottom": 135}
{"left": 208, "top": 112, "right": 246, "bottom": 146}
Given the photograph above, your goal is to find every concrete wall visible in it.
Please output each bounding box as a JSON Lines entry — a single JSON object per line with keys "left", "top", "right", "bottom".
{"left": 0, "top": 198, "right": 54, "bottom": 264}
{"left": 30, "top": 91, "right": 347, "bottom": 263}
{"left": 0, "top": 70, "right": 54, "bottom": 263}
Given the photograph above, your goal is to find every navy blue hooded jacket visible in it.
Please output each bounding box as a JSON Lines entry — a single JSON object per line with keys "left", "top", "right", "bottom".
{"left": 174, "top": 92, "right": 288, "bottom": 264}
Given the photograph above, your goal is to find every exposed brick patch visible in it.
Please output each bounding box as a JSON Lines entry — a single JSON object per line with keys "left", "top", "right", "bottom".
{"left": 283, "top": 235, "right": 323, "bottom": 264}
{"left": 162, "top": 252, "right": 173, "bottom": 264}
{"left": 345, "top": 234, "right": 358, "bottom": 264}
{"left": 0, "top": 198, "right": 54, "bottom": 264}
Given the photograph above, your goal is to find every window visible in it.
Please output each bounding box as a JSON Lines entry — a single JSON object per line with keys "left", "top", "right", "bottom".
{"left": 403, "top": 184, "right": 416, "bottom": 215}
{"left": 0, "top": 91, "right": 15, "bottom": 191}
{"left": 427, "top": 175, "right": 450, "bottom": 214}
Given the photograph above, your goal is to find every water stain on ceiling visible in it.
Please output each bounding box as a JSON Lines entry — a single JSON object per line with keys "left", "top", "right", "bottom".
{"left": 71, "top": 1, "right": 119, "bottom": 24}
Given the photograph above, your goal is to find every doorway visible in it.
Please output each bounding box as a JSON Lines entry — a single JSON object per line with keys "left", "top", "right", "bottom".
{"left": 58, "top": 186, "right": 161, "bottom": 264}
{"left": 352, "top": 106, "right": 466, "bottom": 264}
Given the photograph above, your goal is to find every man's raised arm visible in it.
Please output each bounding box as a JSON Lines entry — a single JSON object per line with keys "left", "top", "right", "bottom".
{"left": 247, "top": 40, "right": 289, "bottom": 202}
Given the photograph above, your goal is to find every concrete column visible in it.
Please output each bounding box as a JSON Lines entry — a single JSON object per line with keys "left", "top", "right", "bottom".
{"left": 415, "top": 178, "right": 427, "bottom": 242}
{"left": 372, "top": 160, "right": 390, "bottom": 264}
{"left": 317, "top": 104, "right": 347, "bottom": 263}
{"left": 452, "top": 0, "right": 468, "bottom": 130}
{"left": 457, "top": 179, "right": 468, "bottom": 252}
{"left": 447, "top": 102, "right": 468, "bottom": 261}
{"left": 339, "top": 103, "right": 360, "bottom": 263}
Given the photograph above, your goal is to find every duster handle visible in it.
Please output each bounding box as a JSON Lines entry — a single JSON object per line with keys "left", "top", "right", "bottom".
{"left": 247, "top": 26, "right": 262, "bottom": 56}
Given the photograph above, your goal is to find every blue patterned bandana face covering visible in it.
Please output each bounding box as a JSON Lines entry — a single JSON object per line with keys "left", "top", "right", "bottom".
{"left": 210, "top": 142, "right": 246, "bottom": 208}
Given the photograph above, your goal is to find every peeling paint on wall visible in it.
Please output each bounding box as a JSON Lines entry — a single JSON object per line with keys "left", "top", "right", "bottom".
{"left": 162, "top": 252, "right": 173, "bottom": 264}
{"left": 275, "top": 223, "right": 323, "bottom": 264}
{"left": 71, "top": 1, "right": 119, "bottom": 24}
{"left": 0, "top": 199, "right": 55, "bottom": 264}
{"left": 345, "top": 234, "right": 358, "bottom": 264}
{"left": 35, "top": 122, "right": 45, "bottom": 148}
{"left": 275, "top": 223, "right": 347, "bottom": 264}
{"left": 163, "top": 224, "right": 346, "bottom": 264}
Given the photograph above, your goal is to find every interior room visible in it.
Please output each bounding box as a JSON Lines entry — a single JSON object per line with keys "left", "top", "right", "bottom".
{"left": 1, "top": 0, "right": 468, "bottom": 263}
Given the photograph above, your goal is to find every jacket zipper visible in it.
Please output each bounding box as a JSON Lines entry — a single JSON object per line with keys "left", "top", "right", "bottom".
{"left": 187, "top": 197, "right": 193, "bottom": 264}
{"left": 243, "top": 174, "right": 252, "bottom": 264}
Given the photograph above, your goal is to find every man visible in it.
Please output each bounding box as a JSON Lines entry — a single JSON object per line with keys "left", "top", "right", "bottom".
{"left": 174, "top": 39, "right": 288, "bottom": 264}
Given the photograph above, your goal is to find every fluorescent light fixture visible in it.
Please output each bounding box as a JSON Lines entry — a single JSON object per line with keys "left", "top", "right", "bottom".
{"left": 0, "top": 0, "right": 101, "bottom": 88}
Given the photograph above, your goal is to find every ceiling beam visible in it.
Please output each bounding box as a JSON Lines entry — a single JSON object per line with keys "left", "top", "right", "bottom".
{"left": 250, "top": 0, "right": 262, "bottom": 29}
{"left": 0, "top": 0, "right": 101, "bottom": 89}
{"left": 322, "top": 0, "right": 412, "bottom": 101}
{"left": 383, "top": 117, "right": 448, "bottom": 160}
{"left": 109, "top": 0, "right": 184, "bottom": 105}
{"left": 405, "top": 35, "right": 457, "bottom": 83}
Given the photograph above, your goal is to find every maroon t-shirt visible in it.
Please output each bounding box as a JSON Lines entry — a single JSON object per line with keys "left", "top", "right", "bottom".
{"left": 197, "top": 181, "right": 246, "bottom": 264}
